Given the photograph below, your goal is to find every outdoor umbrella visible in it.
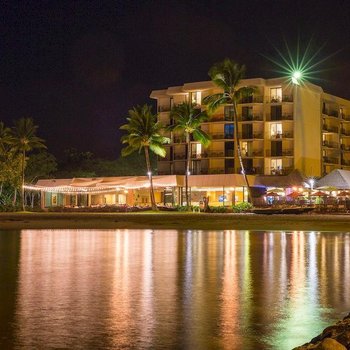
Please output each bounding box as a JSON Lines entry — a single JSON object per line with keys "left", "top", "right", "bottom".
{"left": 286, "top": 191, "right": 304, "bottom": 199}
{"left": 267, "top": 188, "right": 284, "bottom": 194}
{"left": 266, "top": 192, "right": 280, "bottom": 197}
{"left": 337, "top": 191, "right": 350, "bottom": 197}
{"left": 312, "top": 191, "right": 327, "bottom": 197}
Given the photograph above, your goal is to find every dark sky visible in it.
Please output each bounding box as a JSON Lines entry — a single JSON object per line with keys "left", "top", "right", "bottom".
{"left": 1, "top": 0, "right": 350, "bottom": 159}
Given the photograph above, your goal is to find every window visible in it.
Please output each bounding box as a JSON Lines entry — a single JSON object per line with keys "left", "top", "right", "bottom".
{"left": 191, "top": 143, "right": 202, "bottom": 158}
{"left": 271, "top": 105, "right": 282, "bottom": 120}
{"left": 270, "top": 87, "right": 282, "bottom": 103}
{"left": 191, "top": 91, "right": 202, "bottom": 105}
{"left": 270, "top": 123, "right": 282, "bottom": 138}
{"left": 224, "top": 124, "right": 234, "bottom": 138}
{"left": 224, "top": 106, "right": 234, "bottom": 121}
{"left": 270, "top": 159, "right": 282, "bottom": 174}
{"left": 242, "top": 106, "right": 253, "bottom": 120}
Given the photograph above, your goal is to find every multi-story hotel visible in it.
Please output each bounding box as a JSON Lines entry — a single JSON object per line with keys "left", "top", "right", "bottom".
{"left": 151, "top": 78, "right": 350, "bottom": 178}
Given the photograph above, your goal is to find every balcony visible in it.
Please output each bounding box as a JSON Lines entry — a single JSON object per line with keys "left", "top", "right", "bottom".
{"left": 239, "top": 132, "right": 264, "bottom": 140}
{"left": 211, "top": 133, "right": 234, "bottom": 140}
{"left": 323, "top": 141, "right": 339, "bottom": 149}
{"left": 174, "top": 153, "right": 186, "bottom": 160}
{"left": 340, "top": 129, "right": 350, "bottom": 137}
{"left": 341, "top": 115, "right": 350, "bottom": 122}
{"left": 266, "top": 114, "right": 293, "bottom": 121}
{"left": 341, "top": 144, "right": 350, "bottom": 152}
{"left": 341, "top": 159, "right": 350, "bottom": 166}
{"left": 322, "top": 125, "right": 339, "bottom": 134}
{"left": 322, "top": 110, "right": 339, "bottom": 118}
{"left": 323, "top": 156, "right": 339, "bottom": 164}
{"left": 239, "top": 95, "right": 264, "bottom": 104}
{"left": 208, "top": 168, "right": 225, "bottom": 174}
{"left": 238, "top": 114, "right": 263, "bottom": 122}
{"left": 268, "top": 167, "right": 294, "bottom": 175}
{"left": 158, "top": 106, "right": 171, "bottom": 113}
{"left": 267, "top": 95, "right": 293, "bottom": 103}
{"left": 204, "top": 151, "right": 225, "bottom": 158}
{"left": 252, "top": 150, "right": 264, "bottom": 157}
{"left": 210, "top": 114, "right": 225, "bottom": 122}
{"left": 265, "top": 149, "right": 294, "bottom": 157}
{"left": 173, "top": 136, "right": 186, "bottom": 143}
{"left": 270, "top": 131, "right": 294, "bottom": 140}
{"left": 225, "top": 149, "right": 234, "bottom": 157}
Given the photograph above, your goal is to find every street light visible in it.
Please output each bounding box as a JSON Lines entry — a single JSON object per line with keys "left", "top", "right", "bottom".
{"left": 291, "top": 70, "right": 302, "bottom": 85}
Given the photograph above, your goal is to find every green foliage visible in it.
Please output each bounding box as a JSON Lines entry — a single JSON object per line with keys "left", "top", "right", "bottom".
{"left": 209, "top": 206, "right": 229, "bottom": 213}
{"left": 26, "top": 151, "right": 57, "bottom": 183}
{"left": 232, "top": 202, "right": 253, "bottom": 212}
{"left": 120, "top": 104, "right": 170, "bottom": 157}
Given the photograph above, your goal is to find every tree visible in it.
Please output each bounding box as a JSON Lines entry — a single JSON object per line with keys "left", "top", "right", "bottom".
{"left": 120, "top": 105, "right": 170, "bottom": 210}
{"left": 9, "top": 118, "right": 46, "bottom": 210}
{"left": 203, "top": 58, "right": 255, "bottom": 203}
{"left": 169, "top": 102, "right": 211, "bottom": 207}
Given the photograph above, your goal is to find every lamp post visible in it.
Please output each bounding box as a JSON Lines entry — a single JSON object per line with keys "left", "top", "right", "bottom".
{"left": 309, "top": 179, "right": 315, "bottom": 203}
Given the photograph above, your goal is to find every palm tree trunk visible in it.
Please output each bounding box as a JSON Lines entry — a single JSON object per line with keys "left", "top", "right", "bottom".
{"left": 185, "top": 132, "right": 191, "bottom": 209}
{"left": 21, "top": 150, "right": 25, "bottom": 211}
{"left": 232, "top": 102, "right": 253, "bottom": 203}
{"left": 144, "top": 146, "right": 157, "bottom": 211}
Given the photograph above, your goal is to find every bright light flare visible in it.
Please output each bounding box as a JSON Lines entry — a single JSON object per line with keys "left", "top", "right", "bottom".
{"left": 291, "top": 70, "right": 302, "bottom": 85}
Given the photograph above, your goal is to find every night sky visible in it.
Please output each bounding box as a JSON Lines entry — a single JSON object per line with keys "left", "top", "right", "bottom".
{"left": 1, "top": 0, "right": 350, "bottom": 159}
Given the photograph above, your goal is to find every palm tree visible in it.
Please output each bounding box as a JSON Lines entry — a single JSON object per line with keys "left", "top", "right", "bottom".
{"left": 203, "top": 58, "right": 255, "bottom": 203}
{"left": 169, "top": 102, "right": 211, "bottom": 208}
{"left": 10, "top": 118, "right": 46, "bottom": 210}
{"left": 120, "top": 104, "right": 170, "bottom": 210}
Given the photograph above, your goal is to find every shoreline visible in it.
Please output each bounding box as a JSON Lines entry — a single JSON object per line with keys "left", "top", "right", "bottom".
{"left": 1, "top": 212, "right": 350, "bottom": 231}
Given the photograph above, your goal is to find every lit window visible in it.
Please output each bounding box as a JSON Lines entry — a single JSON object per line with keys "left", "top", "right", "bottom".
{"left": 270, "top": 87, "right": 282, "bottom": 103}
{"left": 270, "top": 123, "right": 282, "bottom": 138}
{"left": 191, "top": 91, "right": 202, "bottom": 105}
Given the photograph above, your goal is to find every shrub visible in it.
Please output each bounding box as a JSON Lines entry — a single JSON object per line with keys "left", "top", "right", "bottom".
{"left": 209, "top": 206, "right": 228, "bottom": 213}
{"left": 232, "top": 202, "right": 253, "bottom": 213}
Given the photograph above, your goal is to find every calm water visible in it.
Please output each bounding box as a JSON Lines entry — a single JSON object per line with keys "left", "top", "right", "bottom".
{"left": 0, "top": 230, "right": 350, "bottom": 349}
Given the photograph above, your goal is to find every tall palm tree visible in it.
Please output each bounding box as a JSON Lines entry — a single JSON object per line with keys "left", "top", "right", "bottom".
{"left": 203, "top": 58, "right": 255, "bottom": 203}
{"left": 10, "top": 118, "right": 46, "bottom": 210}
{"left": 169, "top": 102, "right": 211, "bottom": 208}
{"left": 120, "top": 104, "right": 170, "bottom": 210}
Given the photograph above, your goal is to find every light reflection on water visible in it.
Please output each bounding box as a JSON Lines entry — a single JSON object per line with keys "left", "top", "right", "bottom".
{"left": 0, "top": 229, "right": 350, "bottom": 349}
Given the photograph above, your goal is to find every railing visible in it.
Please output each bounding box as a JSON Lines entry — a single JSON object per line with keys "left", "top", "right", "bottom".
{"left": 341, "top": 160, "right": 350, "bottom": 166}
{"left": 322, "top": 110, "right": 339, "bottom": 118}
{"left": 340, "top": 129, "right": 350, "bottom": 136}
{"left": 266, "top": 114, "right": 293, "bottom": 121}
{"left": 238, "top": 95, "right": 264, "bottom": 104}
{"left": 322, "top": 125, "right": 339, "bottom": 133}
{"left": 174, "top": 154, "right": 186, "bottom": 160}
{"left": 211, "top": 133, "right": 234, "bottom": 140}
{"left": 158, "top": 106, "right": 171, "bottom": 112}
{"left": 239, "top": 132, "right": 264, "bottom": 139}
{"left": 341, "top": 144, "right": 350, "bottom": 151}
{"left": 208, "top": 168, "right": 225, "bottom": 174}
{"left": 173, "top": 136, "right": 186, "bottom": 143}
{"left": 265, "top": 149, "right": 294, "bottom": 157}
{"left": 225, "top": 150, "right": 234, "bottom": 157}
{"left": 240, "top": 167, "right": 263, "bottom": 175}
{"left": 270, "top": 131, "right": 294, "bottom": 139}
{"left": 267, "top": 95, "right": 293, "bottom": 103}
{"left": 252, "top": 150, "right": 264, "bottom": 157}
{"left": 210, "top": 114, "right": 225, "bottom": 122}
{"left": 323, "top": 156, "right": 339, "bottom": 164}
{"left": 267, "top": 167, "right": 294, "bottom": 175}
{"left": 341, "top": 115, "right": 350, "bottom": 122}
{"left": 323, "top": 141, "right": 339, "bottom": 148}
{"left": 238, "top": 114, "right": 263, "bottom": 121}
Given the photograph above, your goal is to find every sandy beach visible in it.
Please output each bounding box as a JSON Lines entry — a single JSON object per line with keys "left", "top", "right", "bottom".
{"left": 1, "top": 212, "right": 350, "bottom": 231}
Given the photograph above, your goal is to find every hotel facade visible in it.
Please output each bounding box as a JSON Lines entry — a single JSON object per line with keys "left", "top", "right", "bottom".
{"left": 151, "top": 77, "right": 350, "bottom": 178}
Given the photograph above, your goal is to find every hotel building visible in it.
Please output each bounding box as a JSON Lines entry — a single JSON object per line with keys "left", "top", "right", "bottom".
{"left": 151, "top": 78, "right": 350, "bottom": 178}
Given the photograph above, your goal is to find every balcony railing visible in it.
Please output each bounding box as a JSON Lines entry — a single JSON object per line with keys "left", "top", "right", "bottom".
{"left": 173, "top": 136, "right": 186, "bottom": 143}
{"left": 239, "top": 132, "right": 264, "bottom": 139}
{"left": 266, "top": 114, "right": 293, "bottom": 121}
{"left": 323, "top": 156, "right": 339, "bottom": 164}
{"left": 238, "top": 95, "right": 264, "bottom": 104}
{"left": 322, "top": 110, "right": 339, "bottom": 118}
{"left": 323, "top": 125, "right": 339, "bottom": 133}
{"left": 174, "top": 154, "right": 186, "bottom": 160}
{"left": 208, "top": 168, "right": 225, "bottom": 174}
{"left": 267, "top": 167, "right": 294, "bottom": 175}
{"left": 341, "top": 115, "right": 350, "bottom": 122}
{"left": 323, "top": 141, "right": 339, "bottom": 148}
{"left": 341, "top": 144, "right": 350, "bottom": 151}
{"left": 238, "top": 114, "right": 263, "bottom": 122}
{"left": 267, "top": 95, "right": 293, "bottom": 103}
{"left": 225, "top": 149, "right": 234, "bottom": 157}
{"left": 211, "top": 133, "right": 234, "bottom": 140}
{"left": 265, "top": 149, "right": 294, "bottom": 157}
{"left": 340, "top": 129, "right": 350, "bottom": 136}
{"left": 270, "top": 131, "right": 294, "bottom": 140}
{"left": 341, "top": 160, "right": 350, "bottom": 166}
{"left": 210, "top": 114, "right": 225, "bottom": 122}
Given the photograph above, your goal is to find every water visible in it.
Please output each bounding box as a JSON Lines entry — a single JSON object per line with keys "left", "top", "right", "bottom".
{"left": 0, "top": 229, "right": 350, "bottom": 349}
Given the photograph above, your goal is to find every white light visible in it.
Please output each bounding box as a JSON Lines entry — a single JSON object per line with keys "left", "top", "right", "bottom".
{"left": 147, "top": 171, "right": 152, "bottom": 176}
{"left": 187, "top": 171, "right": 191, "bottom": 176}
{"left": 291, "top": 71, "right": 302, "bottom": 85}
